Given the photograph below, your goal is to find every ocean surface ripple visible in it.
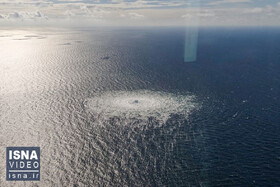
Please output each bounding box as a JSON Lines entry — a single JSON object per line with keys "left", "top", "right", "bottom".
{"left": 1, "top": 28, "right": 280, "bottom": 186}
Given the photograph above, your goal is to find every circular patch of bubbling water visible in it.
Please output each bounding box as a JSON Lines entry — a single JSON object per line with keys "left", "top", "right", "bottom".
{"left": 84, "top": 90, "right": 198, "bottom": 122}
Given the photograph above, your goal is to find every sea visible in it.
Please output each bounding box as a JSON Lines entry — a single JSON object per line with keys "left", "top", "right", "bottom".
{"left": 0, "top": 27, "right": 280, "bottom": 186}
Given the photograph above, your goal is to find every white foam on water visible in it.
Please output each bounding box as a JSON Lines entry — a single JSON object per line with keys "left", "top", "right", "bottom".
{"left": 85, "top": 90, "right": 199, "bottom": 123}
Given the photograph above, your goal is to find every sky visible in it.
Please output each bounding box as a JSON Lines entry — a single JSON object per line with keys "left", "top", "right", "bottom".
{"left": 0, "top": 0, "right": 279, "bottom": 27}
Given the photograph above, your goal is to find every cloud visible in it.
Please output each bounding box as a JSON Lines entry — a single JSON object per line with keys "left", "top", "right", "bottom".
{"left": 182, "top": 14, "right": 192, "bottom": 19}
{"left": 243, "top": 7, "right": 263, "bottom": 14}
{"left": 6, "top": 11, "right": 48, "bottom": 20}
{"left": 0, "top": 0, "right": 279, "bottom": 26}
{"left": 88, "top": 0, "right": 191, "bottom": 9}
{"left": 243, "top": 4, "right": 280, "bottom": 16}
{"left": 182, "top": 10, "right": 215, "bottom": 19}
{"left": 128, "top": 12, "right": 145, "bottom": 19}
{"left": 209, "top": 0, "right": 252, "bottom": 6}
{"left": 7, "top": 12, "right": 21, "bottom": 19}
{"left": 64, "top": 10, "right": 75, "bottom": 17}
{"left": 33, "top": 11, "right": 47, "bottom": 19}
{"left": 62, "top": 5, "right": 109, "bottom": 20}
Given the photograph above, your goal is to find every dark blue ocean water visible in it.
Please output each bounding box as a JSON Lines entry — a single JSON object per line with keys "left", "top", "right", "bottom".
{"left": 0, "top": 27, "right": 280, "bottom": 186}
{"left": 139, "top": 27, "right": 280, "bottom": 186}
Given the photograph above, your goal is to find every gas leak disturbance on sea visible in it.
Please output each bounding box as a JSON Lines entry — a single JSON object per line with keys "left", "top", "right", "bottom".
{"left": 84, "top": 90, "right": 199, "bottom": 125}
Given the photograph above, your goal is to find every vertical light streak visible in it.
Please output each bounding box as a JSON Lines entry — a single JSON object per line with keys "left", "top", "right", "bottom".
{"left": 184, "top": 0, "right": 200, "bottom": 62}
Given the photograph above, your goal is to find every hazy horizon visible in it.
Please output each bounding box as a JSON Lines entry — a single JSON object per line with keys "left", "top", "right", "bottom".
{"left": 0, "top": 0, "right": 280, "bottom": 27}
